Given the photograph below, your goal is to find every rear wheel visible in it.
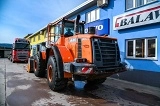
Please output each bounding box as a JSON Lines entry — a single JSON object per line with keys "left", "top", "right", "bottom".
{"left": 47, "top": 56, "right": 67, "bottom": 91}
{"left": 34, "top": 55, "right": 45, "bottom": 77}
{"left": 27, "top": 57, "right": 34, "bottom": 73}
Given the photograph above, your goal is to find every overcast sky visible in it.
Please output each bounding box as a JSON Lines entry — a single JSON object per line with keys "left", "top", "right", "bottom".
{"left": 0, "top": 0, "right": 86, "bottom": 43}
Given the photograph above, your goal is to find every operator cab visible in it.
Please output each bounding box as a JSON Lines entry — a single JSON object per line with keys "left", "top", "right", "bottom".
{"left": 62, "top": 17, "right": 84, "bottom": 37}
{"left": 47, "top": 15, "right": 85, "bottom": 44}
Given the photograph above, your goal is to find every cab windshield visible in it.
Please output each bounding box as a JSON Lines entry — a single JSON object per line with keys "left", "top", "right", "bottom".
{"left": 13, "top": 43, "right": 30, "bottom": 50}
{"left": 51, "top": 20, "right": 85, "bottom": 42}
{"left": 64, "top": 21, "right": 84, "bottom": 36}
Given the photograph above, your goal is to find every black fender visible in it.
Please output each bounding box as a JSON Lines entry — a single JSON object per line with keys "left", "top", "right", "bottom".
{"left": 50, "top": 45, "right": 64, "bottom": 79}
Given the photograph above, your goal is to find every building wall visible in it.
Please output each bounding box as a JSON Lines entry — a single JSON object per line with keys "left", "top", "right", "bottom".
{"left": 26, "top": 26, "right": 56, "bottom": 56}
{"left": 4, "top": 50, "right": 11, "bottom": 58}
{"left": 109, "top": 0, "right": 160, "bottom": 87}
{"left": 30, "top": 33, "right": 45, "bottom": 45}
{"left": 0, "top": 49, "right": 11, "bottom": 58}
{"left": 26, "top": 31, "right": 46, "bottom": 56}
{"left": 68, "top": 0, "right": 160, "bottom": 87}
{"left": 98, "top": 0, "right": 160, "bottom": 72}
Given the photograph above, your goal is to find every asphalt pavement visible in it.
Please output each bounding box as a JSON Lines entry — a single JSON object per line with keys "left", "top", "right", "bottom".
{"left": 0, "top": 58, "right": 160, "bottom": 106}
{"left": 0, "top": 59, "right": 6, "bottom": 106}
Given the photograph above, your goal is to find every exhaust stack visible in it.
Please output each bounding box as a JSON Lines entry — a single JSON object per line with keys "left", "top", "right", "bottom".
{"left": 74, "top": 15, "right": 81, "bottom": 34}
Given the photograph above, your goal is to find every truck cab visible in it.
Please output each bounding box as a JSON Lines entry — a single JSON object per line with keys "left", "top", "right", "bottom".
{"left": 10, "top": 38, "right": 30, "bottom": 63}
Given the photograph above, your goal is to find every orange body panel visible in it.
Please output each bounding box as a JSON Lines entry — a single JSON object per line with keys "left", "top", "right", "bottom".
{"left": 77, "top": 34, "right": 93, "bottom": 63}
{"left": 41, "top": 51, "right": 46, "bottom": 60}
{"left": 55, "top": 36, "right": 65, "bottom": 46}
{"left": 81, "top": 38, "right": 92, "bottom": 63}
{"left": 56, "top": 45, "right": 74, "bottom": 62}
{"left": 64, "top": 36, "right": 77, "bottom": 59}
{"left": 77, "top": 34, "right": 117, "bottom": 40}
{"left": 52, "top": 34, "right": 118, "bottom": 63}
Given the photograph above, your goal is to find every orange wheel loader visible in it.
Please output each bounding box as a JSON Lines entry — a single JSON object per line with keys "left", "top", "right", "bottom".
{"left": 27, "top": 15, "right": 127, "bottom": 91}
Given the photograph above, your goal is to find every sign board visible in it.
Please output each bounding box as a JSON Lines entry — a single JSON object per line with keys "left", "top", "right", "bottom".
{"left": 85, "top": 19, "right": 110, "bottom": 36}
{"left": 113, "top": 3, "right": 160, "bottom": 30}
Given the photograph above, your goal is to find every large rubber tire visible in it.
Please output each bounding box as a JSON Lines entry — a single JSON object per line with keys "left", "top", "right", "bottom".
{"left": 87, "top": 78, "right": 106, "bottom": 85}
{"left": 47, "top": 56, "right": 67, "bottom": 91}
{"left": 27, "top": 57, "right": 34, "bottom": 73}
{"left": 34, "top": 55, "right": 46, "bottom": 77}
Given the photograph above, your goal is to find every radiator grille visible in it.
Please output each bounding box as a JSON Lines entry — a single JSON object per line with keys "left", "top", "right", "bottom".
{"left": 92, "top": 38, "right": 120, "bottom": 71}
{"left": 17, "top": 52, "right": 28, "bottom": 60}
{"left": 17, "top": 55, "right": 28, "bottom": 60}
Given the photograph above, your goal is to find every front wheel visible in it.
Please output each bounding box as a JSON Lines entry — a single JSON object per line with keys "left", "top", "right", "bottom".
{"left": 27, "top": 57, "right": 34, "bottom": 73}
{"left": 47, "top": 56, "right": 67, "bottom": 91}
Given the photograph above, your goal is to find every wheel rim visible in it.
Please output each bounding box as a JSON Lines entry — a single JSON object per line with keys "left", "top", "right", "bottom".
{"left": 48, "top": 65, "right": 53, "bottom": 82}
{"left": 27, "top": 63, "right": 30, "bottom": 72}
{"left": 34, "top": 60, "right": 37, "bottom": 71}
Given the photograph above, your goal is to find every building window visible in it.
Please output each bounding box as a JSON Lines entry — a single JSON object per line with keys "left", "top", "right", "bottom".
{"left": 147, "top": 39, "right": 156, "bottom": 57}
{"left": 127, "top": 41, "right": 134, "bottom": 56}
{"left": 33, "top": 37, "right": 35, "bottom": 42}
{"left": 126, "top": 0, "right": 157, "bottom": 10}
{"left": 38, "top": 35, "right": 40, "bottom": 40}
{"left": 147, "top": 0, "right": 156, "bottom": 3}
{"left": 136, "top": 0, "right": 144, "bottom": 7}
{"left": 126, "top": 0, "right": 134, "bottom": 10}
{"left": 126, "top": 37, "right": 157, "bottom": 59}
{"left": 86, "top": 9, "right": 100, "bottom": 23}
{"left": 135, "top": 39, "right": 145, "bottom": 58}
{"left": 44, "top": 31, "right": 46, "bottom": 38}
